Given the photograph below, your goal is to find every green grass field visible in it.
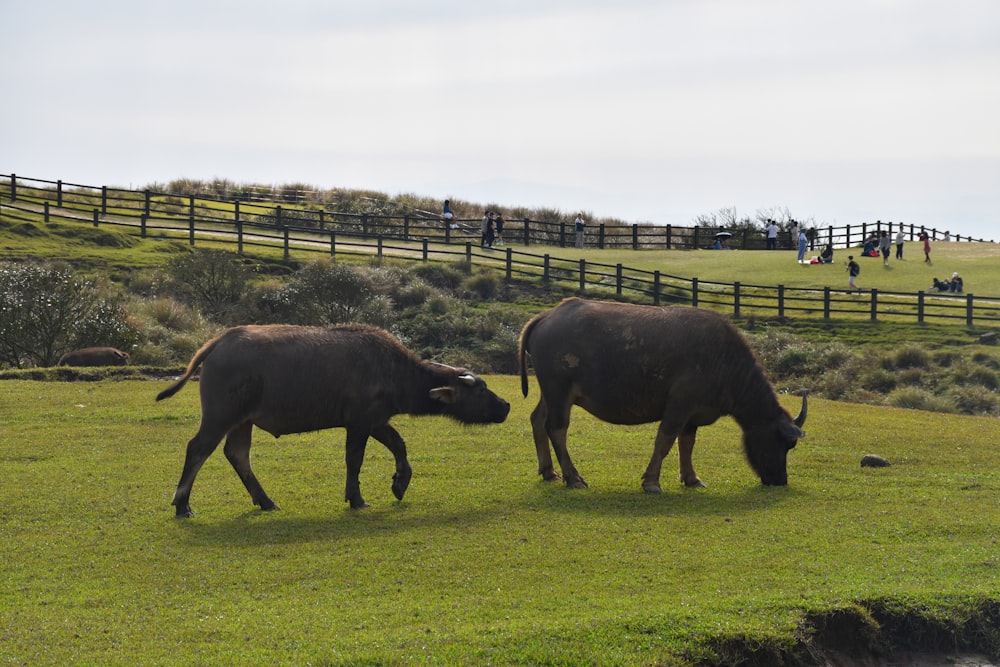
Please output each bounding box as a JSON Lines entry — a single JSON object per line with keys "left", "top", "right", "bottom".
{"left": 2, "top": 377, "right": 998, "bottom": 665}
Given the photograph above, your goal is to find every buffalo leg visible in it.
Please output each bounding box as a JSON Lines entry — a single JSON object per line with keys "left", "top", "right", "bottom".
{"left": 543, "top": 399, "right": 587, "bottom": 489}
{"left": 677, "top": 425, "right": 705, "bottom": 488}
{"left": 371, "top": 423, "right": 412, "bottom": 501}
{"left": 223, "top": 421, "right": 278, "bottom": 511}
{"left": 529, "top": 399, "right": 560, "bottom": 481}
{"left": 344, "top": 428, "right": 370, "bottom": 509}
{"left": 172, "top": 426, "right": 227, "bottom": 517}
{"left": 642, "top": 422, "right": 680, "bottom": 493}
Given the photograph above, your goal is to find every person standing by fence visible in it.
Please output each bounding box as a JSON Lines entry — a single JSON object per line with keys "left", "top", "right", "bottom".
{"left": 443, "top": 200, "right": 458, "bottom": 229}
{"left": 574, "top": 213, "right": 585, "bottom": 249}
{"left": 797, "top": 228, "right": 808, "bottom": 262}
{"left": 921, "top": 232, "right": 932, "bottom": 264}
{"left": 895, "top": 228, "right": 905, "bottom": 259}
{"left": 879, "top": 230, "right": 891, "bottom": 267}
{"left": 494, "top": 212, "right": 505, "bottom": 247}
{"left": 766, "top": 219, "right": 779, "bottom": 250}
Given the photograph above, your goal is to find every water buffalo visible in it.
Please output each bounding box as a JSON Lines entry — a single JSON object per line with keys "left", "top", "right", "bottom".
{"left": 518, "top": 298, "right": 806, "bottom": 491}
{"left": 156, "top": 323, "right": 510, "bottom": 516}
{"left": 58, "top": 347, "right": 129, "bottom": 366}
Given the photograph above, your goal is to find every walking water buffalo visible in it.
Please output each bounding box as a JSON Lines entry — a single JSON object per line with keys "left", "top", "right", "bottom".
{"left": 156, "top": 323, "right": 510, "bottom": 516}
{"left": 58, "top": 347, "right": 129, "bottom": 366}
{"left": 518, "top": 298, "right": 806, "bottom": 491}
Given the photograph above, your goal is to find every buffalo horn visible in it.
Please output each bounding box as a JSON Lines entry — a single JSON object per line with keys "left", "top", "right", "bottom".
{"left": 794, "top": 390, "right": 809, "bottom": 427}
{"left": 457, "top": 373, "right": 477, "bottom": 386}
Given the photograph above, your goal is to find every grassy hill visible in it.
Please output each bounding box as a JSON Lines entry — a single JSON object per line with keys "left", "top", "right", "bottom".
{"left": 1, "top": 192, "right": 999, "bottom": 664}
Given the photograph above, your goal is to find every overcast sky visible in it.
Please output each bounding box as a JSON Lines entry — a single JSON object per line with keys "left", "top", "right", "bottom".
{"left": 3, "top": 0, "right": 998, "bottom": 239}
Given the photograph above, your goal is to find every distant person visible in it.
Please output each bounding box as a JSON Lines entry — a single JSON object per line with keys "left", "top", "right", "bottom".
{"left": 797, "top": 229, "right": 808, "bottom": 262}
{"left": 765, "top": 220, "right": 779, "bottom": 250}
{"left": 846, "top": 255, "right": 861, "bottom": 293}
{"left": 443, "top": 199, "right": 458, "bottom": 229}
{"left": 574, "top": 213, "right": 585, "bottom": 249}
{"left": 494, "top": 212, "right": 505, "bottom": 247}
{"left": 895, "top": 229, "right": 905, "bottom": 259}
{"left": 820, "top": 244, "right": 834, "bottom": 263}
{"left": 878, "top": 231, "right": 891, "bottom": 267}
{"left": 862, "top": 233, "right": 877, "bottom": 256}
{"left": 481, "top": 210, "right": 491, "bottom": 247}
{"left": 944, "top": 230, "right": 951, "bottom": 242}
{"left": 950, "top": 272, "right": 963, "bottom": 292}
{"left": 788, "top": 221, "right": 798, "bottom": 250}
{"left": 921, "top": 232, "right": 932, "bottom": 264}
{"left": 484, "top": 214, "right": 496, "bottom": 248}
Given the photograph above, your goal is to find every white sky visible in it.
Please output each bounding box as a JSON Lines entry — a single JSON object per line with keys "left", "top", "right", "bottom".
{"left": 2, "top": 0, "right": 998, "bottom": 239}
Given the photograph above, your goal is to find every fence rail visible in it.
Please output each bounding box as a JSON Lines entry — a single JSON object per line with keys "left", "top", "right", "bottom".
{"left": 2, "top": 173, "right": 994, "bottom": 252}
{"left": 2, "top": 187, "right": 998, "bottom": 328}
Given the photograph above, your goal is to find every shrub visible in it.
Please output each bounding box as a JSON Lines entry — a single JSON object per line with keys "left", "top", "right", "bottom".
{"left": 0, "top": 262, "right": 139, "bottom": 368}
{"left": 893, "top": 344, "right": 931, "bottom": 369}
{"left": 859, "top": 368, "right": 897, "bottom": 393}
{"left": 464, "top": 271, "right": 500, "bottom": 301}
{"left": 945, "top": 385, "right": 1000, "bottom": 416}
{"left": 411, "top": 262, "right": 466, "bottom": 289}
{"left": 167, "top": 249, "right": 253, "bottom": 322}
{"left": 885, "top": 387, "right": 953, "bottom": 412}
{"left": 275, "top": 259, "right": 394, "bottom": 328}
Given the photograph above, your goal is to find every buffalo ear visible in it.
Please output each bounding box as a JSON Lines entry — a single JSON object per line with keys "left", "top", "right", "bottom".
{"left": 779, "top": 420, "right": 805, "bottom": 440}
{"left": 429, "top": 386, "right": 456, "bottom": 404}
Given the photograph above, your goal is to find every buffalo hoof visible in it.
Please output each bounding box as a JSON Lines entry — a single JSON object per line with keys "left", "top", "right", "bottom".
{"left": 642, "top": 483, "right": 663, "bottom": 494}
{"left": 683, "top": 478, "right": 707, "bottom": 488}
{"left": 392, "top": 466, "right": 413, "bottom": 501}
{"left": 348, "top": 498, "right": 370, "bottom": 510}
{"left": 175, "top": 505, "right": 194, "bottom": 518}
{"left": 566, "top": 478, "right": 589, "bottom": 490}
{"left": 540, "top": 467, "right": 561, "bottom": 482}
{"left": 258, "top": 498, "right": 279, "bottom": 511}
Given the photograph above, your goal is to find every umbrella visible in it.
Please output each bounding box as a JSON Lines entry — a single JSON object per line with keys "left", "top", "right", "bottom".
{"left": 714, "top": 231, "right": 733, "bottom": 239}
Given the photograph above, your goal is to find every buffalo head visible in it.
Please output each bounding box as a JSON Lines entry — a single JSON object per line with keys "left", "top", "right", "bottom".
{"left": 429, "top": 371, "right": 510, "bottom": 424}
{"left": 743, "top": 392, "right": 807, "bottom": 486}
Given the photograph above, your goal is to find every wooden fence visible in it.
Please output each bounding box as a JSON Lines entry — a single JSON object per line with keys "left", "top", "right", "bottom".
{"left": 2, "top": 187, "right": 998, "bottom": 328}
{"left": 2, "top": 173, "right": 993, "bottom": 252}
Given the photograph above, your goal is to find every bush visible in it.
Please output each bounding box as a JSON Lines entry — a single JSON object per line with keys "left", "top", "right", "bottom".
{"left": 0, "top": 262, "right": 139, "bottom": 368}
{"left": 274, "top": 259, "right": 394, "bottom": 328}
{"left": 893, "top": 344, "right": 931, "bottom": 369}
{"left": 946, "top": 385, "right": 1000, "bottom": 416}
{"left": 885, "top": 387, "right": 953, "bottom": 412}
{"left": 464, "top": 271, "right": 500, "bottom": 301}
{"left": 167, "top": 249, "right": 253, "bottom": 322}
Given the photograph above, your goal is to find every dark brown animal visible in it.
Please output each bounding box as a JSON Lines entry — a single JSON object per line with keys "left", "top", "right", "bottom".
{"left": 156, "top": 323, "right": 510, "bottom": 516}
{"left": 58, "top": 347, "right": 129, "bottom": 366}
{"left": 518, "top": 298, "right": 806, "bottom": 491}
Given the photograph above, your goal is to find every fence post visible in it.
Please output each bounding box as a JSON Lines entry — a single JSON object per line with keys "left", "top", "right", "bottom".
{"left": 579, "top": 259, "right": 586, "bottom": 292}
{"left": 57, "top": 180, "right": 63, "bottom": 208}
{"left": 422, "top": 238, "right": 429, "bottom": 262}
{"left": 189, "top": 212, "right": 195, "bottom": 245}
{"left": 330, "top": 231, "right": 336, "bottom": 257}
{"left": 236, "top": 220, "right": 242, "bottom": 254}
{"left": 189, "top": 195, "right": 195, "bottom": 223}
{"left": 101, "top": 186, "right": 108, "bottom": 215}
{"left": 598, "top": 223, "right": 605, "bottom": 249}
{"left": 966, "top": 294, "right": 974, "bottom": 326}
{"left": 318, "top": 209, "right": 324, "bottom": 230}
{"left": 543, "top": 254, "right": 550, "bottom": 282}
{"left": 917, "top": 291, "right": 925, "bottom": 323}
{"left": 653, "top": 270, "right": 661, "bottom": 306}
{"left": 778, "top": 284, "right": 785, "bottom": 318}
{"left": 693, "top": 226, "right": 700, "bottom": 250}
{"left": 823, "top": 286, "right": 830, "bottom": 318}
{"left": 666, "top": 224, "right": 672, "bottom": 250}
{"left": 616, "top": 264, "right": 623, "bottom": 296}
{"left": 144, "top": 190, "right": 151, "bottom": 217}
{"left": 234, "top": 200, "right": 240, "bottom": 222}
{"left": 632, "top": 224, "right": 639, "bottom": 250}
{"left": 734, "top": 281, "right": 741, "bottom": 317}
{"left": 691, "top": 278, "right": 699, "bottom": 307}
{"left": 403, "top": 215, "right": 410, "bottom": 241}
{"left": 362, "top": 214, "right": 369, "bottom": 236}
{"left": 44, "top": 201, "right": 50, "bottom": 223}
{"left": 845, "top": 224, "right": 851, "bottom": 248}
{"left": 559, "top": 222, "right": 566, "bottom": 248}
{"left": 276, "top": 205, "right": 283, "bottom": 227}
{"left": 523, "top": 218, "right": 530, "bottom": 246}
{"left": 141, "top": 214, "right": 147, "bottom": 238}
{"left": 445, "top": 221, "right": 451, "bottom": 244}
{"left": 93, "top": 208, "right": 99, "bottom": 227}
{"left": 377, "top": 235, "right": 383, "bottom": 259}
{"left": 505, "top": 247, "right": 513, "bottom": 281}
{"left": 465, "top": 242, "right": 472, "bottom": 265}
{"left": 870, "top": 288, "right": 878, "bottom": 321}
{"left": 8, "top": 173, "right": 14, "bottom": 201}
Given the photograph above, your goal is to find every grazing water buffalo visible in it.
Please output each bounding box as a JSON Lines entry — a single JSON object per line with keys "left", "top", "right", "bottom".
{"left": 58, "top": 347, "right": 129, "bottom": 366}
{"left": 518, "top": 298, "right": 806, "bottom": 491}
{"left": 156, "top": 324, "right": 510, "bottom": 516}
